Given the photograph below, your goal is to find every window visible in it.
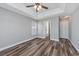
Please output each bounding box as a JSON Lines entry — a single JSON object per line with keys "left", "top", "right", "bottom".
{"left": 32, "top": 21, "right": 37, "bottom": 36}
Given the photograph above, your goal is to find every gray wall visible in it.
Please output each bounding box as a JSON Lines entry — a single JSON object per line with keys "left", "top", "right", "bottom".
{"left": 71, "top": 7, "right": 79, "bottom": 52}
{"left": 0, "top": 7, "right": 34, "bottom": 50}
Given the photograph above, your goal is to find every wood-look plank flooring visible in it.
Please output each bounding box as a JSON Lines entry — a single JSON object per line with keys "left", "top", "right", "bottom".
{"left": 0, "top": 38, "right": 79, "bottom": 56}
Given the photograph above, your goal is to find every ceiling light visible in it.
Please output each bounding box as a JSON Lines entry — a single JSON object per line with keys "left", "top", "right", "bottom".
{"left": 64, "top": 16, "right": 71, "bottom": 19}
{"left": 37, "top": 7, "right": 40, "bottom": 11}
{"left": 64, "top": 16, "right": 69, "bottom": 18}
{"left": 34, "top": 5, "right": 37, "bottom": 9}
{"left": 38, "top": 5, "right": 42, "bottom": 9}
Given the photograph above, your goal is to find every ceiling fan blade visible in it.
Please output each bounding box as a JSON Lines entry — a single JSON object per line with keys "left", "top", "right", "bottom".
{"left": 26, "top": 5, "right": 34, "bottom": 7}
{"left": 42, "top": 5, "right": 48, "bottom": 9}
{"left": 35, "top": 3, "right": 40, "bottom": 5}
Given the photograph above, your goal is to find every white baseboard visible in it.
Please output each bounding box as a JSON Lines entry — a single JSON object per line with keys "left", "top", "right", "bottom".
{"left": 0, "top": 36, "right": 37, "bottom": 52}
{"left": 1, "top": 36, "right": 77, "bottom": 53}
{"left": 70, "top": 40, "right": 79, "bottom": 53}
{"left": 50, "top": 38, "right": 59, "bottom": 41}
{"left": 36, "top": 36, "right": 46, "bottom": 38}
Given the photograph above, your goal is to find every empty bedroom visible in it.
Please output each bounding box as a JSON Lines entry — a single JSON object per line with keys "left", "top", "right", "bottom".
{"left": 0, "top": 3, "right": 79, "bottom": 56}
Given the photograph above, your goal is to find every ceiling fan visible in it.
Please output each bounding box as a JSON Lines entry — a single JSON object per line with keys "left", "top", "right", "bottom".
{"left": 26, "top": 3, "right": 48, "bottom": 12}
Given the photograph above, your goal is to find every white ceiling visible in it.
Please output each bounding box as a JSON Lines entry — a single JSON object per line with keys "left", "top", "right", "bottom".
{"left": 0, "top": 3, "right": 79, "bottom": 20}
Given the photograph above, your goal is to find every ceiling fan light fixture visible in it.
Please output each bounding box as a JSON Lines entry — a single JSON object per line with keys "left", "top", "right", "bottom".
{"left": 34, "top": 5, "right": 37, "bottom": 9}
{"left": 37, "top": 7, "right": 40, "bottom": 11}
{"left": 26, "top": 3, "right": 48, "bottom": 12}
{"left": 38, "top": 5, "right": 42, "bottom": 9}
